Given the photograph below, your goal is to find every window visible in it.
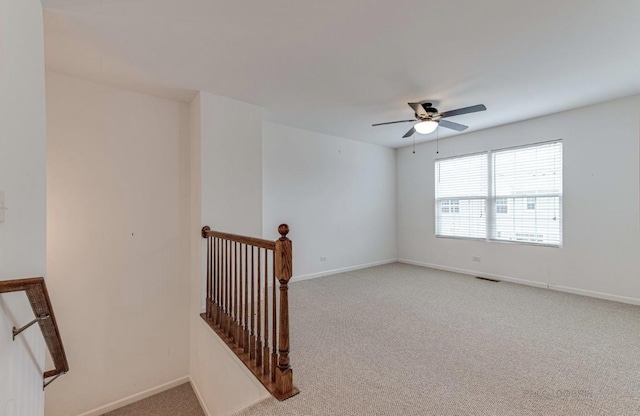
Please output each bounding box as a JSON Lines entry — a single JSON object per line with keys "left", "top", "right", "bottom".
{"left": 441, "top": 200, "right": 460, "bottom": 214}
{"left": 527, "top": 197, "right": 536, "bottom": 210}
{"left": 435, "top": 153, "right": 487, "bottom": 239}
{"left": 435, "top": 141, "right": 562, "bottom": 246}
{"left": 496, "top": 198, "right": 508, "bottom": 214}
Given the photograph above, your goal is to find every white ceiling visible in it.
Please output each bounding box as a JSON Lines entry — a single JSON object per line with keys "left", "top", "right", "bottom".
{"left": 43, "top": 0, "right": 640, "bottom": 148}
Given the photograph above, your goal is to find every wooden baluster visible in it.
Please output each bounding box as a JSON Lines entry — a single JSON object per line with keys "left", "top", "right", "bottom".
{"left": 271, "top": 250, "right": 277, "bottom": 382}
{"left": 230, "top": 242, "right": 233, "bottom": 338}
{"left": 214, "top": 238, "right": 222, "bottom": 325}
{"left": 229, "top": 240, "right": 232, "bottom": 334}
{"left": 233, "top": 241, "right": 236, "bottom": 339}
{"left": 250, "top": 246, "right": 256, "bottom": 360}
{"left": 211, "top": 238, "right": 215, "bottom": 324}
{"left": 256, "top": 248, "right": 263, "bottom": 368}
{"left": 228, "top": 239, "right": 231, "bottom": 335}
{"left": 210, "top": 237, "right": 215, "bottom": 321}
{"left": 215, "top": 237, "right": 219, "bottom": 323}
{"left": 244, "top": 244, "right": 250, "bottom": 353}
{"left": 221, "top": 239, "right": 226, "bottom": 331}
{"left": 275, "top": 224, "right": 294, "bottom": 397}
{"left": 213, "top": 237, "right": 217, "bottom": 324}
{"left": 236, "top": 243, "right": 244, "bottom": 348}
{"left": 219, "top": 238, "right": 224, "bottom": 326}
{"left": 215, "top": 237, "right": 220, "bottom": 326}
{"left": 206, "top": 236, "right": 211, "bottom": 318}
{"left": 228, "top": 241, "right": 232, "bottom": 338}
{"left": 238, "top": 242, "right": 243, "bottom": 345}
{"left": 225, "top": 239, "right": 230, "bottom": 334}
{"left": 221, "top": 239, "right": 226, "bottom": 330}
{"left": 210, "top": 237, "right": 214, "bottom": 319}
{"left": 229, "top": 241, "right": 234, "bottom": 339}
{"left": 222, "top": 239, "right": 226, "bottom": 326}
{"left": 218, "top": 239, "right": 227, "bottom": 328}
{"left": 263, "top": 249, "right": 270, "bottom": 376}
{"left": 232, "top": 241, "right": 238, "bottom": 341}
{"left": 230, "top": 241, "right": 236, "bottom": 340}
{"left": 234, "top": 243, "right": 242, "bottom": 348}
{"left": 211, "top": 238, "right": 219, "bottom": 323}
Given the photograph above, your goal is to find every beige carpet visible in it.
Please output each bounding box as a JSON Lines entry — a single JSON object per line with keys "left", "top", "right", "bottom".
{"left": 234, "top": 263, "right": 640, "bottom": 416}
{"left": 103, "top": 383, "right": 204, "bottom": 416}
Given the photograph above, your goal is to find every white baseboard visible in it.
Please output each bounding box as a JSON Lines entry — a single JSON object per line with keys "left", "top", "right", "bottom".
{"left": 290, "top": 258, "right": 397, "bottom": 283}
{"left": 397, "top": 258, "right": 640, "bottom": 306}
{"left": 397, "top": 258, "right": 549, "bottom": 289}
{"left": 76, "top": 375, "right": 191, "bottom": 416}
{"left": 549, "top": 284, "right": 640, "bottom": 306}
{"left": 188, "top": 376, "right": 211, "bottom": 416}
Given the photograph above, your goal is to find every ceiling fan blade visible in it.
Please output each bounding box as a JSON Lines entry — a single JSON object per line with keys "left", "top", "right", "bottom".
{"left": 372, "top": 119, "right": 416, "bottom": 127}
{"left": 439, "top": 119, "right": 468, "bottom": 132}
{"left": 402, "top": 126, "right": 416, "bottom": 138}
{"left": 408, "top": 102, "right": 427, "bottom": 117}
{"left": 440, "top": 104, "right": 487, "bottom": 118}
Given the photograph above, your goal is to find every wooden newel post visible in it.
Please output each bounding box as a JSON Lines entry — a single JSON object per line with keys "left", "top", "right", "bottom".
{"left": 275, "top": 224, "right": 294, "bottom": 396}
{"left": 202, "top": 226, "right": 212, "bottom": 319}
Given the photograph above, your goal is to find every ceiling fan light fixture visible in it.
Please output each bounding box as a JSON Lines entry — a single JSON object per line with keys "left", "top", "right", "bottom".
{"left": 414, "top": 120, "right": 438, "bottom": 134}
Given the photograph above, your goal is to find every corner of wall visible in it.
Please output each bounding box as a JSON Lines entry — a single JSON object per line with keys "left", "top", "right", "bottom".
{"left": 188, "top": 91, "right": 269, "bottom": 415}
{"left": 0, "top": 0, "right": 47, "bottom": 415}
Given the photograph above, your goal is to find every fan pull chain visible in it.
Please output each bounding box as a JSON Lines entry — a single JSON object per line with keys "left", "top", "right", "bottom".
{"left": 436, "top": 128, "right": 439, "bottom": 154}
{"left": 412, "top": 133, "right": 416, "bottom": 154}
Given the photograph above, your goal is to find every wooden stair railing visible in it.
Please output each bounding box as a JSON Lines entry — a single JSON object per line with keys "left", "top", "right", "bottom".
{"left": 201, "top": 224, "right": 299, "bottom": 400}
{"left": 0, "top": 277, "right": 69, "bottom": 389}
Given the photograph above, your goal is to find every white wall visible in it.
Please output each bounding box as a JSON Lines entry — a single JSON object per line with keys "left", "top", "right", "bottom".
{"left": 200, "top": 93, "right": 263, "bottom": 237}
{"left": 0, "top": 0, "right": 47, "bottom": 278}
{"left": 0, "top": 0, "right": 47, "bottom": 415}
{"left": 263, "top": 122, "right": 397, "bottom": 279}
{"left": 189, "top": 92, "right": 269, "bottom": 416}
{"left": 397, "top": 95, "right": 640, "bottom": 303}
{"left": 45, "top": 72, "right": 191, "bottom": 416}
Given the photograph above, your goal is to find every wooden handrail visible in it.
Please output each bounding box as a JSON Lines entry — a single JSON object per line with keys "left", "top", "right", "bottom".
{"left": 0, "top": 277, "right": 69, "bottom": 386}
{"left": 201, "top": 226, "right": 276, "bottom": 250}
{"left": 200, "top": 224, "right": 299, "bottom": 400}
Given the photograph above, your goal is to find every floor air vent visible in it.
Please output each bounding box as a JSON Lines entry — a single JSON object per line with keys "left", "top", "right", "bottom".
{"left": 475, "top": 276, "right": 500, "bottom": 283}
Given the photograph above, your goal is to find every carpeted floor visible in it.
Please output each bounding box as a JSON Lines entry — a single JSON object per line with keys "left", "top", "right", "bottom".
{"left": 102, "top": 383, "right": 204, "bottom": 416}
{"left": 234, "top": 263, "right": 640, "bottom": 416}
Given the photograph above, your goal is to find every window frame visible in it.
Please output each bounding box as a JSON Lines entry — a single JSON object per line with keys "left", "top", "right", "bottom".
{"left": 434, "top": 151, "right": 489, "bottom": 241}
{"left": 435, "top": 140, "right": 563, "bottom": 248}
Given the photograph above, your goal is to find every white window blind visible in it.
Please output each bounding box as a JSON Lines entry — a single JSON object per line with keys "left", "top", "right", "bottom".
{"left": 435, "top": 153, "right": 487, "bottom": 239}
{"left": 491, "top": 142, "right": 562, "bottom": 245}
{"left": 435, "top": 141, "right": 563, "bottom": 246}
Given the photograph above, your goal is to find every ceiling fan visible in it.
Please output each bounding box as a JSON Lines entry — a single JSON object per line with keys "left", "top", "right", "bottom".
{"left": 372, "top": 101, "right": 487, "bottom": 138}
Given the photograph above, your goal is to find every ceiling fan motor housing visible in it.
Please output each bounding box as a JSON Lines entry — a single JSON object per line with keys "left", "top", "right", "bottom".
{"left": 415, "top": 103, "right": 439, "bottom": 119}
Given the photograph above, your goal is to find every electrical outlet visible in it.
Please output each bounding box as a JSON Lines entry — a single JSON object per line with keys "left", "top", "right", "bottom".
{"left": 472, "top": 256, "right": 481, "bottom": 262}
{"left": 320, "top": 256, "right": 327, "bottom": 262}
